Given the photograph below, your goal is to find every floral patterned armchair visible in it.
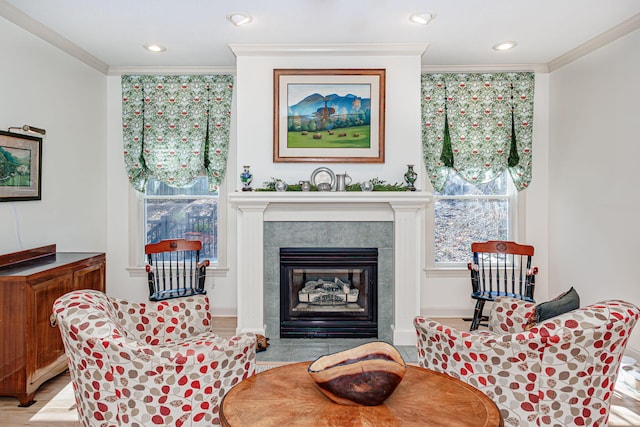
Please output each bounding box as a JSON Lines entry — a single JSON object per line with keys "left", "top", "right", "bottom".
{"left": 52, "top": 289, "right": 256, "bottom": 426}
{"left": 414, "top": 297, "right": 639, "bottom": 427}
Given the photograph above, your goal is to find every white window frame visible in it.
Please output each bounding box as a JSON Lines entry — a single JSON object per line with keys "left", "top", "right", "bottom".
{"left": 127, "top": 179, "right": 228, "bottom": 278}
{"left": 425, "top": 173, "right": 525, "bottom": 277}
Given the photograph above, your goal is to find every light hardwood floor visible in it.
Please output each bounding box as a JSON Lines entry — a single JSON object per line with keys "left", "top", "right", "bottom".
{"left": 1, "top": 317, "right": 639, "bottom": 426}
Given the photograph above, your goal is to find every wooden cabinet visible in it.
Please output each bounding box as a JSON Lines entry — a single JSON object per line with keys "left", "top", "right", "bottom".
{"left": 0, "top": 244, "right": 105, "bottom": 406}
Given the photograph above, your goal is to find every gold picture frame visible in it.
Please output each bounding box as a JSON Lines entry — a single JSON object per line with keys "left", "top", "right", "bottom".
{"left": 274, "top": 69, "right": 385, "bottom": 163}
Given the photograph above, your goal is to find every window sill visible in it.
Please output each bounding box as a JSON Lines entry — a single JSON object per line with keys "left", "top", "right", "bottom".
{"left": 424, "top": 267, "right": 468, "bottom": 278}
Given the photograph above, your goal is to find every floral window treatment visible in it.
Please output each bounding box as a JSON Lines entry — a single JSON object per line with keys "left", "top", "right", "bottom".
{"left": 122, "top": 75, "right": 234, "bottom": 192}
{"left": 421, "top": 73, "right": 535, "bottom": 192}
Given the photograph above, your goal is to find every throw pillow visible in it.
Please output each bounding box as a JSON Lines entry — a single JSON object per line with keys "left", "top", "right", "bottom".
{"left": 530, "top": 287, "right": 580, "bottom": 326}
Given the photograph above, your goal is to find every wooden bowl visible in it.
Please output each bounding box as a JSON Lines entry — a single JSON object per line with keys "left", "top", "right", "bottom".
{"left": 307, "top": 341, "right": 407, "bottom": 406}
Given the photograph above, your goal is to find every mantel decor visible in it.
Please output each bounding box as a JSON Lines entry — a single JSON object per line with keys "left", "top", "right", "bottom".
{"left": 273, "top": 69, "right": 385, "bottom": 164}
{"left": 259, "top": 177, "right": 407, "bottom": 192}
{"left": 0, "top": 130, "right": 42, "bottom": 202}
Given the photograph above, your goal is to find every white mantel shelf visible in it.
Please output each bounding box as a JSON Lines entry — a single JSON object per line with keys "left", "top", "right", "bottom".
{"left": 229, "top": 190, "right": 432, "bottom": 345}
{"left": 229, "top": 190, "right": 431, "bottom": 204}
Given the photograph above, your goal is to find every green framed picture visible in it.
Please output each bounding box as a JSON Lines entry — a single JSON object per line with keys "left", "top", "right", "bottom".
{"left": 0, "top": 130, "right": 42, "bottom": 202}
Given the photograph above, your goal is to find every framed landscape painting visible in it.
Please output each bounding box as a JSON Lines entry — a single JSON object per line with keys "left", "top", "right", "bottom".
{"left": 273, "top": 69, "right": 385, "bottom": 163}
{"left": 0, "top": 130, "right": 42, "bottom": 201}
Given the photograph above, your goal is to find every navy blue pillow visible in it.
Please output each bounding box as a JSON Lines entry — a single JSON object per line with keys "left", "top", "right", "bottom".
{"left": 534, "top": 287, "right": 580, "bottom": 323}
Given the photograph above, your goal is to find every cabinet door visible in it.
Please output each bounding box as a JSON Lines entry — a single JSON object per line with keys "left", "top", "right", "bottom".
{"left": 73, "top": 260, "right": 105, "bottom": 292}
{"left": 30, "top": 273, "right": 73, "bottom": 380}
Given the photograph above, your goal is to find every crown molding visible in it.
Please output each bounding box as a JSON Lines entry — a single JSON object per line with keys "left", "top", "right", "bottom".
{"left": 229, "top": 43, "right": 429, "bottom": 57}
{"left": 0, "top": 0, "right": 109, "bottom": 74}
{"left": 421, "top": 64, "right": 547, "bottom": 73}
{"left": 548, "top": 12, "right": 640, "bottom": 72}
{"left": 107, "top": 66, "right": 236, "bottom": 76}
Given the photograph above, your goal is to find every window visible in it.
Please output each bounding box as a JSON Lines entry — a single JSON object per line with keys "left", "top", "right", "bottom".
{"left": 143, "top": 176, "right": 218, "bottom": 263}
{"left": 432, "top": 171, "right": 517, "bottom": 268}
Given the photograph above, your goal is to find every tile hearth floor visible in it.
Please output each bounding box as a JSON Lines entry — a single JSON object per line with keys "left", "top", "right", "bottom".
{"left": 256, "top": 336, "right": 419, "bottom": 364}
{"left": 210, "top": 317, "right": 469, "bottom": 364}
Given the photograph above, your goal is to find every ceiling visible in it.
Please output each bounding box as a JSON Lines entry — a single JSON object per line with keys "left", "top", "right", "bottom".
{"left": 1, "top": 0, "right": 639, "bottom": 74}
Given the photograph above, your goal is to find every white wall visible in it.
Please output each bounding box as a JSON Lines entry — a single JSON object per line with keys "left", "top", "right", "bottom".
{"left": 234, "top": 50, "right": 425, "bottom": 191}
{"left": 549, "top": 29, "right": 640, "bottom": 353}
{"left": 0, "top": 18, "right": 106, "bottom": 254}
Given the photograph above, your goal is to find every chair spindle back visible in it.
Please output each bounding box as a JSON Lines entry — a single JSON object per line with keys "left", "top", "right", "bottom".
{"left": 145, "top": 239, "right": 209, "bottom": 301}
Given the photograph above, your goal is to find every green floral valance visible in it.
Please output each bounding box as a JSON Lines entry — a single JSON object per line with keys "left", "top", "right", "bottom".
{"left": 421, "top": 72, "right": 535, "bottom": 192}
{"left": 121, "top": 75, "right": 234, "bottom": 192}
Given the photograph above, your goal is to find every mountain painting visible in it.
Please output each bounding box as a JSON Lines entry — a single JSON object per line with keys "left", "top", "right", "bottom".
{"left": 286, "top": 83, "right": 371, "bottom": 149}
{"left": 0, "top": 145, "right": 31, "bottom": 187}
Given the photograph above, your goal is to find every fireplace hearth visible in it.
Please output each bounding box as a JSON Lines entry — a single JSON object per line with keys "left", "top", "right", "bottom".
{"left": 280, "top": 247, "right": 377, "bottom": 338}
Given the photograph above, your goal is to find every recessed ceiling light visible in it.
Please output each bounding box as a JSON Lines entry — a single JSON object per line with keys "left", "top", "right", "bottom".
{"left": 492, "top": 41, "right": 518, "bottom": 51}
{"left": 409, "top": 11, "right": 435, "bottom": 25}
{"left": 227, "top": 13, "right": 253, "bottom": 26}
{"left": 144, "top": 44, "right": 166, "bottom": 53}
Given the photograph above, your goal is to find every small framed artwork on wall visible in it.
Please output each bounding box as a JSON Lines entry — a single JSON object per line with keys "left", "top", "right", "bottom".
{"left": 0, "top": 130, "right": 42, "bottom": 202}
{"left": 273, "top": 68, "right": 386, "bottom": 163}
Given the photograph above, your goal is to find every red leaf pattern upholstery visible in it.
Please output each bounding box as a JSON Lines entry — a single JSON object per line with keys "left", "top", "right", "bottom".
{"left": 414, "top": 297, "right": 639, "bottom": 427}
{"left": 53, "top": 289, "right": 256, "bottom": 426}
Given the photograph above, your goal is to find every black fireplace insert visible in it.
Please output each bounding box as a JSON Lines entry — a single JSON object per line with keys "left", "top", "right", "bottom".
{"left": 280, "top": 247, "right": 377, "bottom": 338}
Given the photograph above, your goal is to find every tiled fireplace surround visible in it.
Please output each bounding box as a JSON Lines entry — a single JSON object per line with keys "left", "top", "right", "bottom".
{"left": 229, "top": 191, "right": 431, "bottom": 346}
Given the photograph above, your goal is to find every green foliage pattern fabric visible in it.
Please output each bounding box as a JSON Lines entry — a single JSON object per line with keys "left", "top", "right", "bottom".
{"left": 122, "top": 75, "right": 233, "bottom": 192}
{"left": 421, "top": 73, "right": 535, "bottom": 192}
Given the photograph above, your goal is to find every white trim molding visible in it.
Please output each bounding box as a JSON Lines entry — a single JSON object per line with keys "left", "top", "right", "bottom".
{"left": 229, "top": 43, "right": 429, "bottom": 58}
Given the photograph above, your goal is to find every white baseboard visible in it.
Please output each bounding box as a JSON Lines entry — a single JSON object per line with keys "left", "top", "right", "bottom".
{"left": 211, "top": 307, "right": 237, "bottom": 317}
{"left": 625, "top": 346, "right": 640, "bottom": 362}
{"left": 391, "top": 326, "right": 417, "bottom": 346}
{"left": 420, "top": 307, "right": 475, "bottom": 318}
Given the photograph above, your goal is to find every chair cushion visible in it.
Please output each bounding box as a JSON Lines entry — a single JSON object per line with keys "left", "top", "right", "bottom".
{"left": 529, "top": 287, "right": 580, "bottom": 326}
{"left": 488, "top": 297, "right": 536, "bottom": 334}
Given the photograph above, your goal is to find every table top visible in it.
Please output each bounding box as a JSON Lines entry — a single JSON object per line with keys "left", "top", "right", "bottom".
{"left": 220, "top": 362, "right": 503, "bottom": 427}
{"left": 0, "top": 252, "right": 105, "bottom": 277}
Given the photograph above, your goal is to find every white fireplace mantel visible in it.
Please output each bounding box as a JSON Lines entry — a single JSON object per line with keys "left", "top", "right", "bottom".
{"left": 229, "top": 191, "right": 432, "bottom": 345}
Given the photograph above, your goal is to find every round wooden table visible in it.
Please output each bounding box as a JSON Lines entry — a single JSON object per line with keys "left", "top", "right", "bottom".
{"left": 220, "top": 362, "right": 503, "bottom": 427}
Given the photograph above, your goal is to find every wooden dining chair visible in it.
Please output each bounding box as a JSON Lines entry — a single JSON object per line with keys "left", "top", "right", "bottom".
{"left": 468, "top": 240, "right": 538, "bottom": 331}
{"left": 145, "top": 238, "right": 209, "bottom": 301}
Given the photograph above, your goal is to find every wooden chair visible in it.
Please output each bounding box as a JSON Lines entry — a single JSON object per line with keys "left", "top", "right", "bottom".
{"left": 145, "top": 238, "right": 209, "bottom": 301}
{"left": 468, "top": 240, "right": 538, "bottom": 331}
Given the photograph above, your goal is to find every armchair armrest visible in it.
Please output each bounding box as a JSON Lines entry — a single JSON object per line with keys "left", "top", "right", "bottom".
{"left": 487, "top": 297, "right": 536, "bottom": 334}
{"left": 414, "top": 316, "right": 540, "bottom": 375}
{"left": 93, "top": 332, "right": 256, "bottom": 426}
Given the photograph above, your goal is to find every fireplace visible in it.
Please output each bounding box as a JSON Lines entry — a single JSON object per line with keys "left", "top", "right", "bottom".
{"left": 229, "top": 191, "right": 430, "bottom": 345}
{"left": 280, "top": 247, "right": 377, "bottom": 338}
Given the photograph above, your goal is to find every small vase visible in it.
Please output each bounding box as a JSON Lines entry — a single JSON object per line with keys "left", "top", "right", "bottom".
{"left": 299, "top": 180, "right": 311, "bottom": 191}
{"left": 275, "top": 180, "right": 288, "bottom": 192}
{"left": 404, "top": 164, "right": 417, "bottom": 191}
{"left": 360, "top": 181, "right": 374, "bottom": 192}
{"left": 240, "top": 165, "right": 253, "bottom": 191}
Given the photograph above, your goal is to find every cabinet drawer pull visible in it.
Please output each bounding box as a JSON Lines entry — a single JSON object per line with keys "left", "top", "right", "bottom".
{"left": 50, "top": 313, "right": 57, "bottom": 328}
